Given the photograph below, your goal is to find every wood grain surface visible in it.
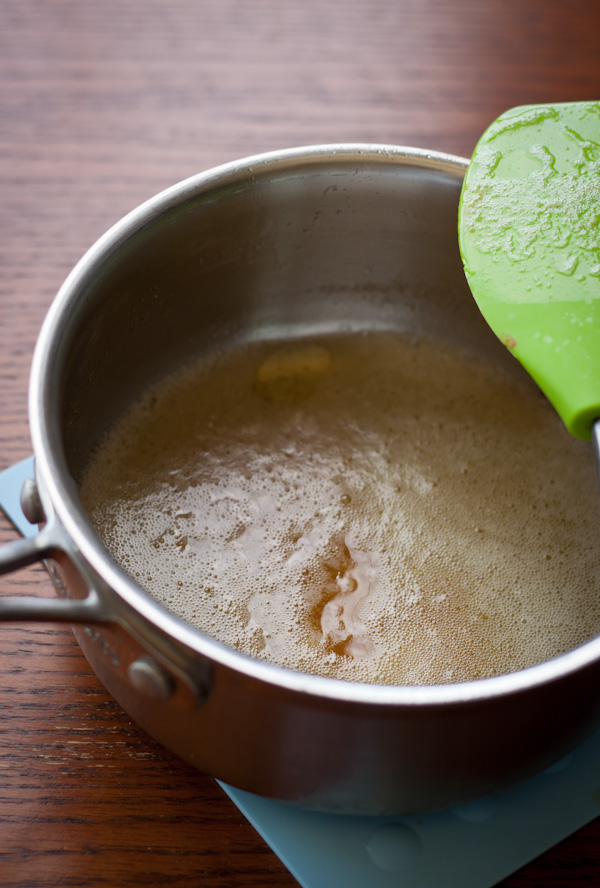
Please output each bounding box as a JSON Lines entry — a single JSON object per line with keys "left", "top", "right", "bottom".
{"left": 2, "top": 1, "right": 600, "bottom": 885}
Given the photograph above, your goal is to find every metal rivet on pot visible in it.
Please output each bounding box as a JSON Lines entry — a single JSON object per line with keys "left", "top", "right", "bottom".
{"left": 127, "top": 655, "right": 175, "bottom": 701}
{"left": 20, "top": 477, "right": 45, "bottom": 525}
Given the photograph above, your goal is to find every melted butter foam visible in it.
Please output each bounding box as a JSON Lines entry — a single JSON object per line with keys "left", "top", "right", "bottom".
{"left": 79, "top": 331, "right": 600, "bottom": 685}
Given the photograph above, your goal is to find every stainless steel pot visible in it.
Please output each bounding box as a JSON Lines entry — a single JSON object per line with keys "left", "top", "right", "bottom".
{"left": 2, "top": 145, "right": 600, "bottom": 816}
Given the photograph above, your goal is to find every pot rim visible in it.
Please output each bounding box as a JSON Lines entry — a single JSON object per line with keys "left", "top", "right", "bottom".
{"left": 28, "top": 142, "right": 600, "bottom": 706}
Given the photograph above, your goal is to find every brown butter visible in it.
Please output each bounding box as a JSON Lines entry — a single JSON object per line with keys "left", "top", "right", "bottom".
{"left": 79, "top": 331, "right": 600, "bottom": 685}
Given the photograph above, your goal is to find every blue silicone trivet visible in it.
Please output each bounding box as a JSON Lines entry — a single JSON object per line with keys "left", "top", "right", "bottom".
{"left": 2, "top": 456, "right": 600, "bottom": 887}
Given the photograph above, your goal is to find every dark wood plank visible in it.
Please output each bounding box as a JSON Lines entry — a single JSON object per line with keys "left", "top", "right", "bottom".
{"left": 2, "top": 1, "right": 600, "bottom": 885}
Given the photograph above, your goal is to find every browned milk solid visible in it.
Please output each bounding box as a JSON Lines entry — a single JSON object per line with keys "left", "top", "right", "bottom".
{"left": 79, "top": 332, "right": 600, "bottom": 684}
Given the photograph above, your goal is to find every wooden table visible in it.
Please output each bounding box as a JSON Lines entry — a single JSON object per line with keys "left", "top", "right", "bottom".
{"left": 2, "top": 1, "right": 600, "bottom": 884}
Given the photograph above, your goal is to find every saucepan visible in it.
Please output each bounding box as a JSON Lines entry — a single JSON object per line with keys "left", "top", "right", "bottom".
{"left": 1, "top": 145, "right": 599, "bottom": 816}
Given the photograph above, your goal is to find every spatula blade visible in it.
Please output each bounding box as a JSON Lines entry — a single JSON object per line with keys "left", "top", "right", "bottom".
{"left": 458, "top": 101, "right": 600, "bottom": 439}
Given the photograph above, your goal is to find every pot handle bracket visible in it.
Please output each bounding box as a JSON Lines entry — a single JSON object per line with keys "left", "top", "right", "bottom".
{"left": 0, "top": 470, "right": 212, "bottom": 703}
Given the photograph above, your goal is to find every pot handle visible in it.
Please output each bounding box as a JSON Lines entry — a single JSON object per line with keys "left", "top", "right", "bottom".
{"left": 0, "top": 475, "right": 110, "bottom": 624}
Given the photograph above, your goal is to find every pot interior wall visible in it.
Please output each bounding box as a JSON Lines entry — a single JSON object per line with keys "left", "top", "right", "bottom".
{"left": 55, "top": 156, "right": 517, "bottom": 481}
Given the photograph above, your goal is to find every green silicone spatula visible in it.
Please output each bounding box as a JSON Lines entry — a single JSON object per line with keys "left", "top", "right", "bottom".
{"left": 458, "top": 101, "right": 600, "bottom": 441}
